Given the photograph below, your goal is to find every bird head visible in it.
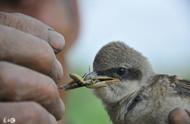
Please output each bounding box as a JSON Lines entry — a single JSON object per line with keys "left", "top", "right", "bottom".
{"left": 85, "top": 41, "right": 154, "bottom": 104}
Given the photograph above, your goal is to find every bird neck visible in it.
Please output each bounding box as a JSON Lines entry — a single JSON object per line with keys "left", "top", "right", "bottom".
{"left": 106, "top": 90, "right": 142, "bottom": 124}
{"left": 100, "top": 76, "right": 155, "bottom": 123}
{"left": 104, "top": 89, "right": 144, "bottom": 124}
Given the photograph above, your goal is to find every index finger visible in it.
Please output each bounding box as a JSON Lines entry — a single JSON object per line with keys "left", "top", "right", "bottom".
{"left": 0, "top": 12, "right": 64, "bottom": 53}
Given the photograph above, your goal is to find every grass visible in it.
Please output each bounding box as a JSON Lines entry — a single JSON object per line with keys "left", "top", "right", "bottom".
{"left": 66, "top": 88, "right": 112, "bottom": 124}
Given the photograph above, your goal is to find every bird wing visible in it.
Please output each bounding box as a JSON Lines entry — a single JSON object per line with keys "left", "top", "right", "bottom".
{"left": 152, "top": 75, "right": 190, "bottom": 97}
{"left": 174, "top": 77, "right": 190, "bottom": 97}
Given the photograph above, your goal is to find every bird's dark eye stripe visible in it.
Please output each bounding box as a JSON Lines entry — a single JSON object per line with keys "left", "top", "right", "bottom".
{"left": 96, "top": 67, "right": 127, "bottom": 76}
{"left": 96, "top": 68, "right": 117, "bottom": 77}
{"left": 127, "top": 68, "right": 142, "bottom": 80}
{"left": 96, "top": 67, "right": 142, "bottom": 80}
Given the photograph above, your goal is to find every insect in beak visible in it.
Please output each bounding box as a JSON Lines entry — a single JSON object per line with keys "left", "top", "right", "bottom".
{"left": 58, "top": 72, "right": 120, "bottom": 91}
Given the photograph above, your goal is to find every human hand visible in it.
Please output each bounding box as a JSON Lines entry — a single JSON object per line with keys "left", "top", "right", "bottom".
{"left": 168, "top": 108, "right": 190, "bottom": 124}
{"left": 0, "top": 12, "right": 65, "bottom": 124}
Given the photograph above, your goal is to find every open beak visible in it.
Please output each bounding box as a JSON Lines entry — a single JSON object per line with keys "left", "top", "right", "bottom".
{"left": 84, "top": 71, "right": 120, "bottom": 88}
{"left": 59, "top": 72, "right": 120, "bottom": 90}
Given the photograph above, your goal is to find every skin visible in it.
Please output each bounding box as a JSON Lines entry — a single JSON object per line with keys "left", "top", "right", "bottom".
{"left": 0, "top": 0, "right": 79, "bottom": 124}
{"left": 0, "top": 12, "right": 65, "bottom": 123}
{"left": 168, "top": 108, "right": 190, "bottom": 124}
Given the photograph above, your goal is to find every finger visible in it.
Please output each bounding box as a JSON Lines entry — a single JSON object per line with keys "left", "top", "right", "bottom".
{"left": 0, "top": 62, "right": 64, "bottom": 120}
{"left": 168, "top": 107, "right": 190, "bottom": 124}
{"left": 0, "top": 102, "right": 57, "bottom": 124}
{"left": 0, "top": 25, "right": 63, "bottom": 81}
{"left": 0, "top": 12, "right": 64, "bottom": 53}
{"left": 185, "top": 109, "right": 190, "bottom": 116}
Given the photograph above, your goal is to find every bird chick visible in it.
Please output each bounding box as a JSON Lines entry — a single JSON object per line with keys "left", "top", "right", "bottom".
{"left": 86, "top": 41, "right": 190, "bottom": 124}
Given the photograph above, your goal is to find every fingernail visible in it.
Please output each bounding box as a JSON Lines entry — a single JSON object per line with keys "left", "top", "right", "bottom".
{"left": 48, "top": 29, "right": 65, "bottom": 53}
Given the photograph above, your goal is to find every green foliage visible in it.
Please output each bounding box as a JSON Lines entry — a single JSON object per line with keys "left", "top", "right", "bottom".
{"left": 66, "top": 88, "right": 112, "bottom": 124}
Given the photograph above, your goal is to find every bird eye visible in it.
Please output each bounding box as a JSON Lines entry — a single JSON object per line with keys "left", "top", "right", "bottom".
{"left": 116, "top": 67, "right": 128, "bottom": 76}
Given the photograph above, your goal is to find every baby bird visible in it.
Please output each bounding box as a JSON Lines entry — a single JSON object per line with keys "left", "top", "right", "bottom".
{"left": 85, "top": 41, "right": 190, "bottom": 124}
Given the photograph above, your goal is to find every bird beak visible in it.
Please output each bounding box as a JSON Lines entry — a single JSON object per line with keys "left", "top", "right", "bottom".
{"left": 59, "top": 72, "right": 120, "bottom": 90}
{"left": 84, "top": 71, "right": 120, "bottom": 89}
